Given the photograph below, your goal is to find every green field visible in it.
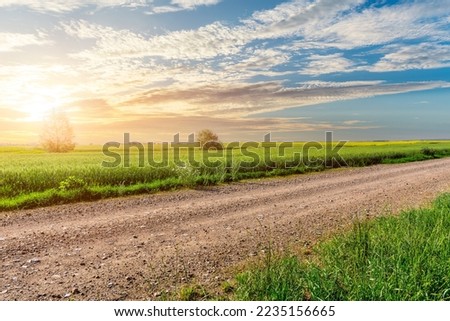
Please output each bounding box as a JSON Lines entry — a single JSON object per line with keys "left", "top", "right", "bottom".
{"left": 233, "top": 193, "right": 450, "bottom": 301}
{"left": 1, "top": 140, "right": 450, "bottom": 211}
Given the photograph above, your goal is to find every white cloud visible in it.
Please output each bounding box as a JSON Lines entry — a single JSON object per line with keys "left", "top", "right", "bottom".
{"left": 62, "top": 20, "right": 248, "bottom": 60}
{"left": 372, "top": 43, "right": 450, "bottom": 72}
{"left": 147, "top": 0, "right": 221, "bottom": 14}
{"left": 221, "top": 48, "right": 291, "bottom": 77}
{"left": 301, "top": 53, "right": 361, "bottom": 75}
{"left": 296, "top": 80, "right": 384, "bottom": 88}
{"left": 63, "top": 0, "right": 371, "bottom": 61}
{"left": 250, "top": 0, "right": 366, "bottom": 39}
{"left": 307, "top": 1, "right": 450, "bottom": 49}
{"left": 62, "top": 0, "right": 450, "bottom": 75}
{"left": 2, "top": 0, "right": 450, "bottom": 144}
{"left": 0, "top": 32, "right": 50, "bottom": 52}
{"left": 150, "top": 5, "right": 182, "bottom": 14}
{"left": 54, "top": 0, "right": 450, "bottom": 118}
{"left": 171, "top": 0, "right": 220, "bottom": 9}
{"left": 0, "top": 0, "right": 150, "bottom": 13}
{"left": 119, "top": 80, "right": 450, "bottom": 116}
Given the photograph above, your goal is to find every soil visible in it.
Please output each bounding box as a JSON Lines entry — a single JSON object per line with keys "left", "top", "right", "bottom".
{"left": 1, "top": 158, "right": 450, "bottom": 300}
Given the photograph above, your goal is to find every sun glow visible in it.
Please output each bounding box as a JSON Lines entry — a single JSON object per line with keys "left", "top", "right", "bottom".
{"left": 21, "top": 89, "right": 66, "bottom": 122}
{"left": 23, "top": 101, "right": 53, "bottom": 121}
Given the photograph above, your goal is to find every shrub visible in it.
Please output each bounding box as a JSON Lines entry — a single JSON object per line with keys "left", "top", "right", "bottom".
{"left": 421, "top": 147, "right": 436, "bottom": 157}
{"left": 41, "top": 110, "right": 75, "bottom": 153}
{"left": 59, "top": 176, "right": 87, "bottom": 191}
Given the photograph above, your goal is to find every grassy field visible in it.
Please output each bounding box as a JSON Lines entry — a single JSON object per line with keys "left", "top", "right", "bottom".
{"left": 233, "top": 193, "right": 450, "bottom": 301}
{"left": 1, "top": 140, "right": 450, "bottom": 211}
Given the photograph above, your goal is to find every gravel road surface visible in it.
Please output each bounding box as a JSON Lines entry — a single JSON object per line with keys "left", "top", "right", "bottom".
{"left": 1, "top": 158, "right": 450, "bottom": 300}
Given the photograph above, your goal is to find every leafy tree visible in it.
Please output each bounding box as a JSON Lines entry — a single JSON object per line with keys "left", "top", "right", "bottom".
{"left": 40, "top": 110, "right": 75, "bottom": 153}
{"left": 197, "top": 129, "right": 222, "bottom": 150}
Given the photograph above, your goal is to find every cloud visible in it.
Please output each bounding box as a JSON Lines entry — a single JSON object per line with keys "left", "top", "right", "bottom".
{"left": 64, "top": 99, "right": 119, "bottom": 122}
{"left": 371, "top": 43, "right": 450, "bottom": 72}
{"left": 250, "top": 0, "right": 366, "bottom": 39}
{"left": 0, "top": 108, "right": 27, "bottom": 120}
{"left": 342, "top": 120, "right": 369, "bottom": 126}
{"left": 68, "top": 113, "right": 379, "bottom": 144}
{"left": 218, "top": 48, "right": 293, "bottom": 80}
{"left": 62, "top": 0, "right": 370, "bottom": 61}
{"left": 0, "top": 32, "right": 50, "bottom": 52}
{"left": 147, "top": 0, "right": 221, "bottom": 14}
{"left": 150, "top": 5, "right": 182, "bottom": 14}
{"left": 50, "top": 0, "right": 450, "bottom": 116}
{"left": 301, "top": 53, "right": 362, "bottom": 75}
{"left": 61, "top": 0, "right": 450, "bottom": 75}
{"left": 0, "top": 0, "right": 150, "bottom": 13}
{"left": 119, "top": 80, "right": 450, "bottom": 116}
{"left": 62, "top": 20, "right": 247, "bottom": 60}
{"left": 303, "top": 0, "right": 450, "bottom": 49}
{"left": 297, "top": 80, "right": 384, "bottom": 87}
{"left": 171, "top": 0, "right": 220, "bottom": 8}
{"left": 2, "top": 0, "right": 450, "bottom": 145}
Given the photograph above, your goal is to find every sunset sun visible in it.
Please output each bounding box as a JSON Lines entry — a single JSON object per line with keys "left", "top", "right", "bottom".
{"left": 23, "top": 102, "right": 52, "bottom": 121}
{"left": 21, "top": 91, "right": 64, "bottom": 122}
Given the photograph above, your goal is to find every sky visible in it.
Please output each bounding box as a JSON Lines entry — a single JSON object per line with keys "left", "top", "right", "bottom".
{"left": 0, "top": 0, "right": 449, "bottom": 144}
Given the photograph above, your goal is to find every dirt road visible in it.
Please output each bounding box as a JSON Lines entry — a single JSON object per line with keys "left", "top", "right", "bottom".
{"left": 1, "top": 158, "right": 450, "bottom": 300}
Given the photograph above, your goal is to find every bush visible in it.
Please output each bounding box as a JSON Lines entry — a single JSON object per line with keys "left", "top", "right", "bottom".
{"left": 59, "top": 176, "right": 87, "bottom": 191}
{"left": 41, "top": 110, "right": 75, "bottom": 153}
{"left": 421, "top": 147, "right": 436, "bottom": 157}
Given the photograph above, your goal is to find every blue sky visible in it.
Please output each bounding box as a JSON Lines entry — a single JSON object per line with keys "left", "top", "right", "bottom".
{"left": 0, "top": 0, "right": 449, "bottom": 143}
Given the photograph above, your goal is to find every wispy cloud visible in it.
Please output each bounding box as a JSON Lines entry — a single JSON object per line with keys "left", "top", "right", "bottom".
{"left": 61, "top": 0, "right": 450, "bottom": 71}
{"left": 220, "top": 48, "right": 291, "bottom": 78}
{"left": 372, "top": 43, "right": 450, "bottom": 72}
{"left": 303, "top": 0, "right": 450, "bottom": 49}
{"left": 301, "top": 53, "right": 362, "bottom": 75}
{"left": 0, "top": 0, "right": 150, "bottom": 13}
{"left": 68, "top": 114, "right": 380, "bottom": 144}
{"left": 0, "top": 32, "right": 50, "bottom": 52}
{"left": 61, "top": 20, "right": 247, "bottom": 60}
{"left": 1, "top": 0, "right": 450, "bottom": 143}
{"left": 0, "top": 108, "right": 27, "bottom": 121}
{"left": 171, "top": 0, "right": 220, "bottom": 8}
{"left": 119, "top": 80, "right": 450, "bottom": 116}
{"left": 249, "top": 0, "right": 366, "bottom": 40}
{"left": 149, "top": 0, "right": 221, "bottom": 14}
{"left": 61, "top": 0, "right": 374, "bottom": 61}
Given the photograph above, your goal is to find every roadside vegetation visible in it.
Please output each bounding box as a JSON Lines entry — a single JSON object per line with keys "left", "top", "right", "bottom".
{"left": 1, "top": 141, "right": 450, "bottom": 211}
{"left": 232, "top": 193, "right": 450, "bottom": 301}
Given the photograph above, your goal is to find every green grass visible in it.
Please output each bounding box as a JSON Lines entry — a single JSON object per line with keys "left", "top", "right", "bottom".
{"left": 1, "top": 140, "right": 450, "bottom": 211}
{"left": 233, "top": 194, "right": 450, "bottom": 301}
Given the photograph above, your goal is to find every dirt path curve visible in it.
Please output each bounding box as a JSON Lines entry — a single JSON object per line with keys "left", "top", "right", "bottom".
{"left": 1, "top": 158, "right": 450, "bottom": 300}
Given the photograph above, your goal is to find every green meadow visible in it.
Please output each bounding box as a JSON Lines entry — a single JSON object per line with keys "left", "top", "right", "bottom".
{"left": 1, "top": 140, "right": 450, "bottom": 211}
{"left": 233, "top": 193, "right": 450, "bottom": 301}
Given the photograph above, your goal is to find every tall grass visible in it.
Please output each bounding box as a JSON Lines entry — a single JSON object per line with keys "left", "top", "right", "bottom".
{"left": 234, "top": 194, "right": 450, "bottom": 301}
{"left": 1, "top": 141, "right": 450, "bottom": 211}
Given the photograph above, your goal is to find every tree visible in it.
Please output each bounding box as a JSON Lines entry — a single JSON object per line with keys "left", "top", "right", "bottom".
{"left": 197, "top": 129, "right": 222, "bottom": 150}
{"left": 40, "top": 109, "right": 75, "bottom": 152}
